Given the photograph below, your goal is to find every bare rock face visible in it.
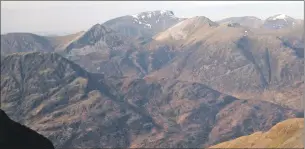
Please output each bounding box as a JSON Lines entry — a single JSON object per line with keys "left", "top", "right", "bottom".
{"left": 0, "top": 109, "right": 55, "bottom": 149}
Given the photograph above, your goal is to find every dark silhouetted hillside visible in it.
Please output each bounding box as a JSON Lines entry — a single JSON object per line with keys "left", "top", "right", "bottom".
{"left": 0, "top": 109, "right": 54, "bottom": 149}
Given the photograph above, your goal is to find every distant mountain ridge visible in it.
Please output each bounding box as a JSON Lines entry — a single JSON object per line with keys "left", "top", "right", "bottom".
{"left": 217, "top": 14, "right": 302, "bottom": 30}
{"left": 1, "top": 32, "right": 84, "bottom": 55}
{"left": 1, "top": 12, "right": 302, "bottom": 55}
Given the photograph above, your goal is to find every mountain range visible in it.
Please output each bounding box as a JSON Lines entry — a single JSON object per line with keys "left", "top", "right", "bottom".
{"left": 1, "top": 10, "right": 304, "bottom": 148}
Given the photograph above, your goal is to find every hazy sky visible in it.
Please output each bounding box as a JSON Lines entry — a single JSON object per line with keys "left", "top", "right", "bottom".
{"left": 1, "top": 1, "right": 304, "bottom": 35}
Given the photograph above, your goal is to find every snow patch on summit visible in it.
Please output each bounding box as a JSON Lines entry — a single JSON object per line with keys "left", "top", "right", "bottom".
{"left": 130, "top": 10, "right": 175, "bottom": 20}
{"left": 145, "top": 24, "right": 152, "bottom": 28}
{"left": 267, "top": 14, "right": 291, "bottom": 22}
{"left": 273, "top": 14, "right": 288, "bottom": 20}
{"left": 131, "top": 14, "right": 139, "bottom": 19}
{"left": 129, "top": 10, "right": 177, "bottom": 29}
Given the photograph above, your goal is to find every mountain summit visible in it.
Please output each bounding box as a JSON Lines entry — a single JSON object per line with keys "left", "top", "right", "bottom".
{"left": 154, "top": 16, "right": 217, "bottom": 41}
{"left": 264, "top": 14, "right": 297, "bottom": 29}
{"left": 217, "top": 16, "right": 263, "bottom": 28}
{"left": 266, "top": 14, "right": 292, "bottom": 21}
{"left": 130, "top": 10, "right": 176, "bottom": 22}
{"left": 102, "top": 10, "right": 181, "bottom": 38}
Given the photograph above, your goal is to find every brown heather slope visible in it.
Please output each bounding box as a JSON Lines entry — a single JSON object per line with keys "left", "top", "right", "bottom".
{"left": 1, "top": 52, "right": 302, "bottom": 148}
{"left": 209, "top": 118, "right": 304, "bottom": 148}
{"left": 149, "top": 16, "right": 304, "bottom": 110}
{"left": 1, "top": 52, "right": 160, "bottom": 148}
{"left": 110, "top": 78, "right": 303, "bottom": 148}
{"left": 153, "top": 16, "right": 218, "bottom": 42}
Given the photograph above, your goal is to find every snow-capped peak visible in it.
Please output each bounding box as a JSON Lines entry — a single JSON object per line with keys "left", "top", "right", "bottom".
{"left": 160, "top": 10, "right": 175, "bottom": 16}
{"left": 130, "top": 10, "right": 175, "bottom": 19}
{"left": 264, "top": 14, "right": 297, "bottom": 29}
{"left": 131, "top": 14, "right": 139, "bottom": 19}
{"left": 129, "top": 10, "right": 177, "bottom": 29}
{"left": 267, "top": 14, "right": 291, "bottom": 21}
{"left": 273, "top": 14, "right": 288, "bottom": 20}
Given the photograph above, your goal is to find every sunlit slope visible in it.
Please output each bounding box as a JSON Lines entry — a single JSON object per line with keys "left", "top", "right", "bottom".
{"left": 210, "top": 118, "right": 304, "bottom": 148}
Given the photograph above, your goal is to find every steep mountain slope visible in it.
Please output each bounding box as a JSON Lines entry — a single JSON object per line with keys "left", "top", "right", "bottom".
{"left": 64, "top": 15, "right": 304, "bottom": 111}
{"left": 217, "top": 16, "right": 263, "bottom": 28}
{"left": 63, "top": 24, "right": 143, "bottom": 77}
{"left": 1, "top": 52, "right": 302, "bottom": 148}
{"left": 210, "top": 118, "right": 304, "bottom": 148}
{"left": 0, "top": 109, "right": 55, "bottom": 149}
{"left": 103, "top": 10, "right": 182, "bottom": 38}
{"left": 154, "top": 16, "right": 218, "bottom": 42}
{"left": 65, "top": 24, "right": 131, "bottom": 54}
{"left": 1, "top": 52, "right": 159, "bottom": 148}
{"left": 64, "top": 24, "right": 177, "bottom": 78}
{"left": 46, "top": 31, "right": 85, "bottom": 51}
{"left": 149, "top": 16, "right": 304, "bottom": 110}
{"left": 1, "top": 33, "right": 54, "bottom": 55}
{"left": 118, "top": 79, "right": 302, "bottom": 148}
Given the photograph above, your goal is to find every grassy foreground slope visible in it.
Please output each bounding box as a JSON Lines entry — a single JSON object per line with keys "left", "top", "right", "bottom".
{"left": 209, "top": 118, "right": 304, "bottom": 148}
